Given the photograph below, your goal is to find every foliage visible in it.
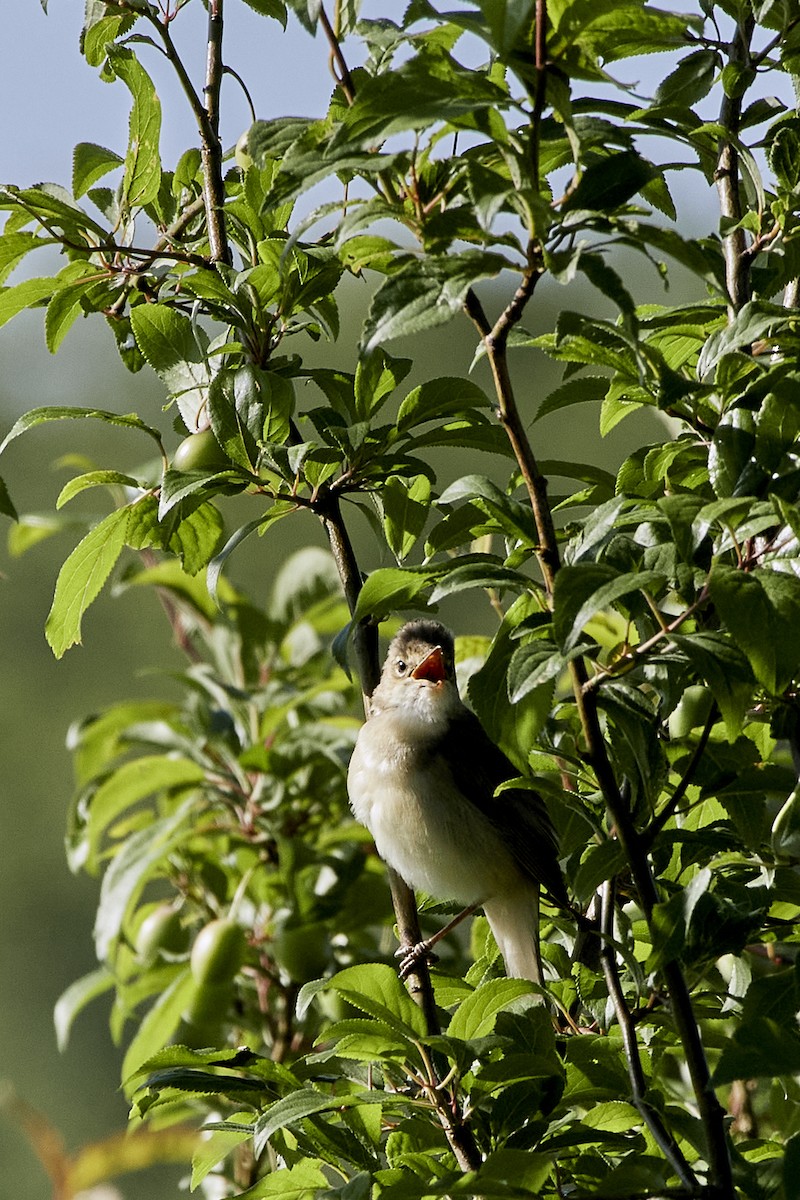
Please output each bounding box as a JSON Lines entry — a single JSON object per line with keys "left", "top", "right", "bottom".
{"left": 3, "top": 0, "right": 800, "bottom": 1196}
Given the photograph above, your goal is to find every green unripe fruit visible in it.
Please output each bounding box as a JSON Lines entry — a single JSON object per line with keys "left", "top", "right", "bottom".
{"left": 668, "top": 685, "right": 714, "bottom": 740}
{"left": 173, "top": 430, "right": 228, "bottom": 472}
{"left": 135, "top": 904, "right": 188, "bottom": 966}
{"left": 235, "top": 130, "right": 253, "bottom": 171}
{"left": 273, "top": 921, "right": 330, "bottom": 983}
{"left": 179, "top": 977, "right": 231, "bottom": 1048}
{"left": 190, "top": 919, "right": 246, "bottom": 986}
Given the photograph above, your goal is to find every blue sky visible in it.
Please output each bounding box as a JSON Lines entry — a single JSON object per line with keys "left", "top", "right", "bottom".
{"left": 0, "top": 2, "right": 339, "bottom": 188}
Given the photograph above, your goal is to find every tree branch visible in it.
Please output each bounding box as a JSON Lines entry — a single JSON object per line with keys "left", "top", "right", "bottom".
{"left": 315, "top": 491, "right": 443, "bottom": 1043}
{"left": 200, "top": 0, "right": 230, "bottom": 263}
{"left": 143, "top": 3, "right": 230, "bottom": 264}
{"left": 714, "top": 15, "right": 755, "bottom": 312}
{"left": 599, "top": 880, "right": 697, "bottom": 1190}
{"left": 465, "top": 226, "right": 734, "bottom": 1200}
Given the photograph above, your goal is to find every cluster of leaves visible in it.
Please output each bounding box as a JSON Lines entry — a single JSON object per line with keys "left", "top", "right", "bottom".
{"left": 5, "top": 0, "right": 800, "bottom": 1197}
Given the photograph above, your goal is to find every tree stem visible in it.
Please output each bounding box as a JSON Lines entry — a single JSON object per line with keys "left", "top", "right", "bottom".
{"left": 714, "top": 15, "right": 755, "bottom": 312}
{"left": 201, "top": 0, "right": 230, "bottom": 263}
{"left": 316, "top": 492, "right": 442, "bottom": 1041}
{"left": 464, "top": 268, "right": 734, "bottom": 1196}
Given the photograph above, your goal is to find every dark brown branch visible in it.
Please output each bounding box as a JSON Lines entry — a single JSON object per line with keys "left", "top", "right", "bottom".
{"left": 201, "top": 0, "right": 230, "bottom": 263}
{"left": 315, "top": 492, "right": 443, "bottom": 1044}
{"left": 319, "top": 5, "right": 356, "bottom": 105}
{"left": 464, "top": 242, "right": 734, "bottom": 1200}
{"left": 464, "top": 277, "right": 559, "bottom": 594}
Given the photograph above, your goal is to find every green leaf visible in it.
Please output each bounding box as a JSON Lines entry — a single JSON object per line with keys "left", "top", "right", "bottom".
{"left": 44, "top": 270, "right": 100, "bottom": 353}
{"left": 169, "top": 501, "right": 225, "bottom": 575}
{"left": 553, "top": 565, "right": 664, "bottom": 651}
{"left": 447, "top": 978, "right": 538, "bottom": 1040}
{"left": 192, "top": 1125, "right": 253, "bottom": 1191}
{"left": 438, "top": 475, "right": 537, "bottom": 546}
{"left": 396, "top": 377, "right": 491, "bottom": 433}
{"left": 94, "top": 797, "right": 195, "bottom": 962}
{"left": 332, "top": 52, "right": 508, "bottom": 147}
{"left": 709, "top": 565, "right": 800, "bottom": 693}
{"left": 0, "top": 275, "right": 60, "bottom": 329}
{"left": 241, "top": 0, "right": 287, "bottom": 22}
{"left": 671, "top": 631, "right": 753, "bottom": 741}
{"left": 85, "top": 755, "right": 205, "bottom": 871}
{"left": 362, "top": 253, "right": 509, "bottom": 353}
{"left": 652, "top": 49, "right": 718, "bottom": 110}
{"left": 534, "top": 376, "right": 609, "bottom": 423}
{"left": 352, "top": 565, "right": 440, "bottom": 623}
{"left": 45, "top": 507, "right": 131, "bottom": 658}
{"left": 121, "top": 969, "right": 197, "bottom": 1088}
{"left": 236, "top": 1158, "right": 328, "bottom": 1200}
{"left": 324, "top": 964, "right": 428, "bottom": 1039}
{"left": 0, "top": 405, "right": 161, "bottom": 456}
{"left": 647, "top": 868, "right": 711, "bottom": 970}
{"left": 382, "top": 475, "right": 431, "bottom": 561}
{"left": 354, "top": 348, "right": 412, "bottom": 420}
{"left": 0, "top": 475, "right": 17, "bottom": 521}
{"left": 106, "top": 46, "right": 162, "bottom": 211}
{"left": 697, "top": 300, "right": 788, "bottom": 378}
{"left": 477, "top": 0, "right": 535, "bottom": 55}
{"left": 428, "top": 558, "right": 529, "bottom": 604}
{"left": 713, "top": 1017, "right": 800, "bottom": 1085}
{"left": 562, "top": 151, "right": 656, "bottom": 213}
{"left": 253, "top": 1089, "right": 382, "bottom": 1156}
{"left": 73, "top": 142, "right": 124, "bottom": 199}
{"left": 769, "top": 118, "right": 800, "bottom": 191}
{"left": 129, "top": 305, "right": 211, "bottom": 431}
{"left": 54, "top": 966, "right": 115, "bottom": 1052}
{"left": 56, "top": 470, "right": 140, "bottom": 509}
{"left": 0, "top": 232, "right": 55, "bottom": 286}
{"left": 468, "top": 595, "right": 552, "bottom": 770}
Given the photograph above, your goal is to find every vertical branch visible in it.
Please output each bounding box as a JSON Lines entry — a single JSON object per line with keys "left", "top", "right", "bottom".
{"left": 201, "top": 0, "right": 230, "bottom": 263}
{"left": 464, "top": 204, "right": 735, "bottom": 1200}
{"left": 317, "top": 493, "right": 442, "bottom": 1041}
{"left": 714, "top": 15, "right": 755, "bottom": 312}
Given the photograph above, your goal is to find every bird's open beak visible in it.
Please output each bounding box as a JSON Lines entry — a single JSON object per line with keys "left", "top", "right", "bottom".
{"left": 411, "top": 646, "right": 446, "bottom": 683}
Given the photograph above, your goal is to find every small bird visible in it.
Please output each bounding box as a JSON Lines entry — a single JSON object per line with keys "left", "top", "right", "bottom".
{"left": 347, "top": 619, "right": 568, "bottom": 986}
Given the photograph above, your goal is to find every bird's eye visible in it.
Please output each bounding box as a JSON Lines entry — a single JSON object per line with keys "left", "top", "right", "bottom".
{"left": 395, "top": 659, "right": 408, "bottom": 675}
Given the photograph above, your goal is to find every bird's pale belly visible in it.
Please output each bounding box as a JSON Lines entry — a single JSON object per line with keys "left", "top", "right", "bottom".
{"left": 348, "top": 731, "right": 518, "bottom": 907}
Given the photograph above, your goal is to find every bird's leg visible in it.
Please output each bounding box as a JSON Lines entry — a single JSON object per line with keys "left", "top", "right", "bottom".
{"left": 396, "top": 901, "right": 483, "bottom": 978}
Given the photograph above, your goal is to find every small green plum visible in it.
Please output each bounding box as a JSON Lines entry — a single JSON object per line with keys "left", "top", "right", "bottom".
{"left": 173, "top": 429, "right": 228, "bottom": 472}
{"left": 190, "top": 918, "right": 246, "bottom": 986}
{"left": 668, "top": 685, "right": 714, "bottom": 740}
{"left": 235, "top": 130, "right": 253, "bottom": 171}
{"left": 273, "top": 921, "right": 330, "bottom": 983}
{"left": 135, "top": 904, "right": 188, "bottom": 966}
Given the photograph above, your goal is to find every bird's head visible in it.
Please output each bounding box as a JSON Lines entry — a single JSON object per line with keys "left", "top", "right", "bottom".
{"left": 370, "top": 620, "right": 461, "bottom": 724}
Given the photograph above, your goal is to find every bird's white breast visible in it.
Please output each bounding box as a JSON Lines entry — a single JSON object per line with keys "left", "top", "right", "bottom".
{"left": 348, "top": 707, "right": 519, "bottom": 907}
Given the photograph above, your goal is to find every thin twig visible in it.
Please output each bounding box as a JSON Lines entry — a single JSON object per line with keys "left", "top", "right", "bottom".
{"left": 319, "top": 4, "right": 356, "bottom": 104}
{"left": 599, "top": 881, "right": 698, "bottom": 1189}
{"left": 142, "top": 3, "right": 230, "bottom": 263}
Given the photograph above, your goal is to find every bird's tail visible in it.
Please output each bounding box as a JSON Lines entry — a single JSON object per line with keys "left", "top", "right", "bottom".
{"left": 482, "top": 883, "right": 544, "bottom": 994}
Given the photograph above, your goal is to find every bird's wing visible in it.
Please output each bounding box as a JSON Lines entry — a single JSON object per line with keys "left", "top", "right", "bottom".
{"left": 433, "top": 709, "right": 569, "bottom": 908}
